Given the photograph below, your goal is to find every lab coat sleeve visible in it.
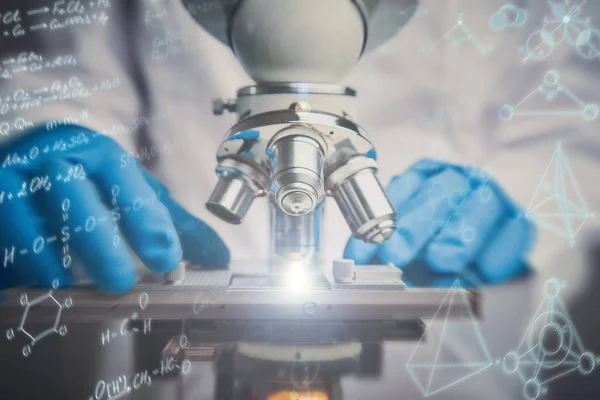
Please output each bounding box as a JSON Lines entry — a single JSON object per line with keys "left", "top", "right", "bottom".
{"left": 0, "top": 0, "right": 143, "bottom": 154}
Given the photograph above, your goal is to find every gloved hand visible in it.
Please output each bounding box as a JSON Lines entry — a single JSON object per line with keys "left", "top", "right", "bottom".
{"left": 0, "top": 124, "right": 229, "bottom": 293}
{"left": 344, "top": 159, "right": 537, "bottom": 284}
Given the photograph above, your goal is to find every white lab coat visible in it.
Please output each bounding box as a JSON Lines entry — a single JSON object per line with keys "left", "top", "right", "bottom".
{"left": 0, "top": 0, "right": 599, "bottom": 399}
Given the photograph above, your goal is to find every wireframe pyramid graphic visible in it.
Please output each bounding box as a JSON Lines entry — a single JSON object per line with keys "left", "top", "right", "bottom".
{"left": 526, "top": 141, "right": 594, "bottom": 244}
{"left": 405, "top": 280, "right": 493, "bottom": 396}
{"left": 502, "top": 279, "right": 596, "bottom": 400}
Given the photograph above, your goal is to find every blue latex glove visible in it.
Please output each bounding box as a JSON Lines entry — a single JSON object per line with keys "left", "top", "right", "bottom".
{"left": 344, "top": 159, "right": 537, "bottom": 284}
{"left": 0, "top": 124, "right": 229, "bottom": 293}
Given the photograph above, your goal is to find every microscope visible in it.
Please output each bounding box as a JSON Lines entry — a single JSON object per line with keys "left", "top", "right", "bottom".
{"left": 0, "top": 3, "right": 487, "bottom": 400}
{"left": 203, "top": 0, "right": 398, "bottom": 273}
{"left": 0, "top": 0, "right": 480, "bottom": 331}
{"left": 0, "top": 2, "right": 481, "bottom": 389}
{"left": 196, "top": 0, "right": 417, "bottom": 282}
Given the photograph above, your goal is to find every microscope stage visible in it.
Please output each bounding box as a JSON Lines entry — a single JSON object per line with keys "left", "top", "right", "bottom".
{"left": 0, "top": 264, "right": 480, "bottom": 331}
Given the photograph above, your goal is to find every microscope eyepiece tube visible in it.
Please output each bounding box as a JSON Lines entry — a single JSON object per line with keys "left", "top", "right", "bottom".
{"left": 268, "top": 131, "right": 326, "bottom": 216}
{"left": 328, "top": 157, "right": 397, "bottom": 244}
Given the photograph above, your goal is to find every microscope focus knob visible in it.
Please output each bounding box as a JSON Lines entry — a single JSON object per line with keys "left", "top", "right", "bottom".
{"left": 212, "top": 98, "right": 237, "bottom": 116}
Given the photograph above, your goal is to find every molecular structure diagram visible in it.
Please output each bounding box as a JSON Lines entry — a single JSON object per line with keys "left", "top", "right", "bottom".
{"left": 499, "top": 70, "right": 599, "bottom": 122}
{"left": 3, "top": 182, "right": 154, "bottom": 270}
{"left": 404, "top": 277, "right": 598, "bottom": 398}
{"left": 417, "top": 163, "right": 493, "bottom": 245}
{"left": 489, "top": 4, "right": 528, "bottom": 31}
{"left": 5, "top": 280, "right": 73, "bottom": 357}
{"left": 425, "top": 13, "right": 493, "bottom": 56}
{"left": 100, "top": 292, "right": 152, "bottom": 347}
{"left": 526, "top": 141, "right": 594, "bottom": 245}
{"left": 522, "top": 0, "right": 600, "bottom": 61}
{"left": 503, "top": 279, "right": 597, "bottom": 400}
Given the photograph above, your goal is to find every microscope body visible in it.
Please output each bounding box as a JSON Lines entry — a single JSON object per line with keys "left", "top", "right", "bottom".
{"left": 181, "top": 0, "right": 419, "bottom": 267}
{"left": 208, "top": 83, "right": 396, "bottom": 265}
